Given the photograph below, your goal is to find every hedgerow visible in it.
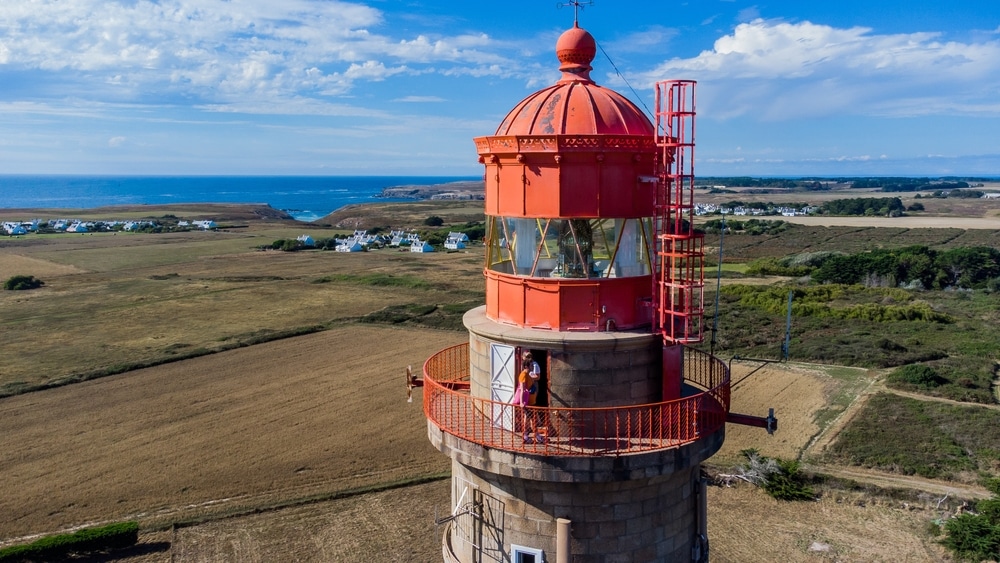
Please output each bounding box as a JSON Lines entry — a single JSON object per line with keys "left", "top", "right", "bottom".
{"left": 0, "top": 521, "right": 139, "bottom": 561}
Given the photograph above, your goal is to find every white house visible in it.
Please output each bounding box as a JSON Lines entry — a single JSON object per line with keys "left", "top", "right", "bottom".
{"left": 2, "top": 222, "right": 27, "bottom": 235}
{"left": 336, "top": 240, "right": 365, "bottom": 252}
{"left": 192, "top": 220, "right": 217, "bottom": 230}
{"left": 444, "top": 234, "right": 467, "bottom": 250}
{"left": 447, "top": 232, "right": 470, "bottom": 242}
{"left": 297, "top": 235, "right": 315, "bottom": 247}
{"left": 410, "top": 241, "right": 435, "bottom": 253}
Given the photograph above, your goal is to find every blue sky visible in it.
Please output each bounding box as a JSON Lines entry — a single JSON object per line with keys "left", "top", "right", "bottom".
{"left": 1, "top": 0, "right": 998, "bottom": 177}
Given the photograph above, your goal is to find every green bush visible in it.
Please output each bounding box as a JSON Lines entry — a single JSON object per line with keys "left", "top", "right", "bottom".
{"left": 3, "top": 275, "right": 44, "bottom": 291}
{"left": 889, "top": 364, "right": 943, "bottom": 387}
{"left": 423, "top": 215, "right": 444, "bottom": 226}
{"left": 942, "top": 513, "right": 1000, "bottom": 562}
{"left": 762, "top": 458, "right": 816, "bottom": 501}
{"left": 0, "top": 521, "right": 139, "bottom": 561}
{"left": 977, "top": 498, "right": 1000, "bottom": 525}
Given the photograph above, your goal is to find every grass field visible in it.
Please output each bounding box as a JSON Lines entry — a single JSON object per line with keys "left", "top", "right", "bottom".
{"left": 0, "top": 225, "right": 484, "bottom": 394}
{"left": 2, "top": 201, "right": 999, "bottom": 560}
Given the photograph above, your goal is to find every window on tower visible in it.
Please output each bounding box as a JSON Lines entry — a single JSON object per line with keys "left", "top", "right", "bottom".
{"left": 485, "top": 216, "right": 653, "bottom": 279}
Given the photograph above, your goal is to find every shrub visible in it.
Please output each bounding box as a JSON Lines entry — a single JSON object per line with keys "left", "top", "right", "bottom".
{"left": 4, "top": 275, "right": 44, "bottom": 290}
{"left": 734, "top": 450, "right": 815, "bottom": 501}
{"left": 423, "top": 215, "right": 444, "bottom": 226}
{"left": 942, "top": 513, "right": 1000, "bottom": 561}
{"left": 889, "top": 364, "right": 944, "bottom": 387}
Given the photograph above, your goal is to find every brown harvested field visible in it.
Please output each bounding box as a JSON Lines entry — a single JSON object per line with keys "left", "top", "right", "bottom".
{"left": 713, "top": 362, "right": 839, "bottom": 464}
{"left": 708, "top": 484, "right": 950, "bottom": 562}
{"left": 124, "top": 477, "right": 951, "bottom": 563}
{"left": 170, "top": 480, "right": 450, "bottom": 562}
{"left": 0, "top": 325, "right": 464, "bottom": 542}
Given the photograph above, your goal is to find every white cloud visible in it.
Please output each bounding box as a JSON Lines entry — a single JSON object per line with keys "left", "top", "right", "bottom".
{"left": 394, "top": 96, "right": 446, "bottom": 103}
{"left": 639, "top": 19, "right": 1000, "bottom": 120}
{"left": 0, "top": 1, "right": 514, "bottom": 105}
{"left": 108, "top": 136, "right": 126, "bottom": 147}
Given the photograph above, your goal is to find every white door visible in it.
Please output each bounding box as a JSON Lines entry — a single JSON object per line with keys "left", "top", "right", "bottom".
{"left": 490, "top": 343, "right": 517, "bottom": 430}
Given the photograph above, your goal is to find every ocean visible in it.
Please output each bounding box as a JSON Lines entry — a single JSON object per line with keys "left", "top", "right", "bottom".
{"left": 0, "top": 175, "right": 480, "bottom": 222}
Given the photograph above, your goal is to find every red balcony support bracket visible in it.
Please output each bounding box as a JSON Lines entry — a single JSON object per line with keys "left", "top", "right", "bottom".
{"left": 726, "top": 408, "right": 778, "bottom": 435}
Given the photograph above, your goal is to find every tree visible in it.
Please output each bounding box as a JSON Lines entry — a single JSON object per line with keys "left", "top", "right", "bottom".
{"left": 4, "top": 275, "right": 44, "bottom": 290}
{"left": 423, "top": 215, "right": 444, "bottom": 227}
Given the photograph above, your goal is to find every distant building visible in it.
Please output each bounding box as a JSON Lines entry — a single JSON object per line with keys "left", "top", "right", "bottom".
{"left": 410, "top": 241, "right": 435, "bottom": 253}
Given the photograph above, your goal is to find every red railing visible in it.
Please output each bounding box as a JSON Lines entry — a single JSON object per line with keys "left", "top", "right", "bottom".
{"left": 423, "top": 343, "right": 730, "bottom": 457}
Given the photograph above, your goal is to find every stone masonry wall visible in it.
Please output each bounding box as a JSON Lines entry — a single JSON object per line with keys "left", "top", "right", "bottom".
{"left": 449, "top": 459, "right": 700, "bottom": 562}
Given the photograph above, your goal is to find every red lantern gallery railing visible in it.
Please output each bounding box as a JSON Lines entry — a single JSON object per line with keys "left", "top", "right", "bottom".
{"left": 423, "top": 343, "right": 730, "bottom": 457}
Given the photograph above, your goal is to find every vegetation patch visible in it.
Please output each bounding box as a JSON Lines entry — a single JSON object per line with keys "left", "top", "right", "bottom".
{"left": 820, "top": 197, "right": 905, "bottom": 217}
{"left": 312, "top": 273, "right": 430, "bottom": 289}
{"left": 811, "top": 245, "right": 1000, "bottom": 289}
{"left": 721, "top": 284, "right": 953, "bottom": 324}
{"left": 826, "top": 392, "right": 1000, "bottom": 479}
{"left": 886, "top": 358, "right": 997, "bottom": 404}
{"left": 359, "top": 300, "right": 480, "bottom": 331}
{"left": 3, "top": 275, "right": 44, "bottom": 290}
{"left": 0, "top": 521, "right": 138, "bottom": 561}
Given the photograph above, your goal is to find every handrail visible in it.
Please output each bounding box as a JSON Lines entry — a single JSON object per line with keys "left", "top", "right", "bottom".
{"left": 423, "top": 343, "right": 730, "bottom": 457}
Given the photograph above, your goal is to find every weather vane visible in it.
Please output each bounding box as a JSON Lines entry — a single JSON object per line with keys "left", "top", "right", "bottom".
{"left": 557, "top": 0, "right": 594, "bottom": 26}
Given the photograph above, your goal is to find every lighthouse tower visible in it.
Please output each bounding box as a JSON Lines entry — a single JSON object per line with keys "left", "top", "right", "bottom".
{"left": 423, "top": 21, "right": 733, "bottom": 563}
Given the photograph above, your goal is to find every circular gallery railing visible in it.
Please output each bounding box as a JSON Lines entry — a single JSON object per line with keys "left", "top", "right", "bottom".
{"left": 423, "top": 343, "right": 730, "bottom": 457}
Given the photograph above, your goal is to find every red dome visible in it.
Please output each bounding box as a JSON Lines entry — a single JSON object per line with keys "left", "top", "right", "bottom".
{"left": 494, "top": 81, "right": 653, "bottom": 136}
{"left": 494, "top": 25, "right": 652, "bottom": 137}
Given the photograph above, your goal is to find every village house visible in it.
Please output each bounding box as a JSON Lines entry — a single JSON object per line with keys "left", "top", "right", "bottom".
{"left": 410, "top": 240, "right": 435, "bottom": 253}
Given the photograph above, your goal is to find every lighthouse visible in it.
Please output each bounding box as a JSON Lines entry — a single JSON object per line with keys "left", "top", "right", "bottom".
{"left": 422, "top": 18, "right": 745, "bottom": 563}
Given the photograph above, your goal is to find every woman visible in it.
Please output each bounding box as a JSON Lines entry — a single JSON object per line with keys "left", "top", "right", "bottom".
{"left": 512, "top": 358, "right": 542, "bottom": 443}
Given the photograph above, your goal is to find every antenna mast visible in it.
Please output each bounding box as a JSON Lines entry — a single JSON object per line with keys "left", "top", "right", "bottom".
{"left": 558, "top": 0, "right": 594, "bottom": 25}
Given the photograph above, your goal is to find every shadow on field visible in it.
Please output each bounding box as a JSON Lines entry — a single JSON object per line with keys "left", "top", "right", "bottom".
{"left": 71, "top": 541, "right": 171, "bottom": 562}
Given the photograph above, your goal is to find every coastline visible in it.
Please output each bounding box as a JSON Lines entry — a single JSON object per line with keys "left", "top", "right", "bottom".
{"left": 0, "top": 175, "right": 482, "bottom": 221}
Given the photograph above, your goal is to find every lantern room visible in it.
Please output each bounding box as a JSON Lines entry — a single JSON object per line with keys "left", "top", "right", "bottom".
{"left": 475, "top": 23, "right": 658, "bottom": 332}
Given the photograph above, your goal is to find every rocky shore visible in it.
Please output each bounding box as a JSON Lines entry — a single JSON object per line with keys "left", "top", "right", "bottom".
{"left": 377, "top": 180, "right": 484, "bottom": 201}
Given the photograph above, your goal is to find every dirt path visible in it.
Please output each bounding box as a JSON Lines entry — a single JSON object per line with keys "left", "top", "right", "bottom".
{"left": 883, "top": 386, "right": 1000, "bottom": 411}
{"left": 803, "top": 463, "right": 990, "bottom": 500}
